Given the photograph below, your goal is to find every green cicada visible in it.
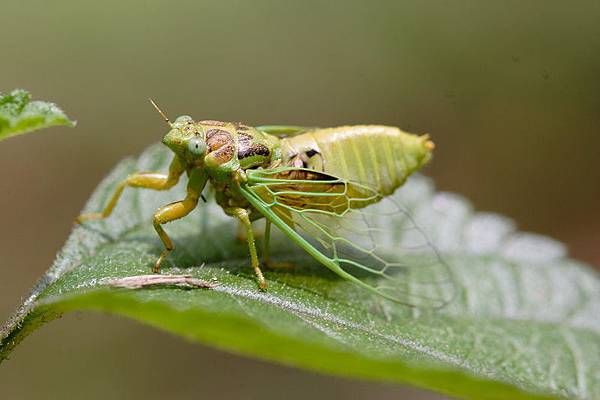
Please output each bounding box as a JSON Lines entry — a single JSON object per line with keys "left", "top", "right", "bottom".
{"left": 77, "top": 100, "right": 455, "bottom": 307}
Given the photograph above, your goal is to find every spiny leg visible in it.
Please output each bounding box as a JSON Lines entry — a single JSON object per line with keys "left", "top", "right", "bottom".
{"left": 229, "top": 208, "right": 266, "bottom": 290}
{"left": 76, "top": 156, "right": 185, "bottom": 223}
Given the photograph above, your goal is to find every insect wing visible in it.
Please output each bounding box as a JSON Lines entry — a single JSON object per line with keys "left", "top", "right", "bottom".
{"left": 241, "top": 167, "right": 456, "bottom": 308}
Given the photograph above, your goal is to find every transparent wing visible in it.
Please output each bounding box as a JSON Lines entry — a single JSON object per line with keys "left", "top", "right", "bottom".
{"left": 242, "top": 167, "right": 457, "bottom": 308}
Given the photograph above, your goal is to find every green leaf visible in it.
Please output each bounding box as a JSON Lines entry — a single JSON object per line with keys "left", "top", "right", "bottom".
{"left": 0, "top": 89, "right": 75, "bottom": 141}
{"left": 2, "top": 145, "right": 599, "bottom": 400}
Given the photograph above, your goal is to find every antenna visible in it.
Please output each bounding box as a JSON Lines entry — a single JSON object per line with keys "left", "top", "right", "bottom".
{"left": 148, "top": 98, "right": 171, "bottom": 126}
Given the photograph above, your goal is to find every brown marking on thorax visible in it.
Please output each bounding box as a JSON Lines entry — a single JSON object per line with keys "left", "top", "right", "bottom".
{"left": 237, "top": 131, "right": 253, "bottom": 142}
{"left": 238, "top": 142, "right": 270, "bottom": 160}
{"left": 211, "top": 144, "right": 235, "bottom": 163}
{"left": 206, "top": 128, "right": 232, "bottom": 150}
{"left": 234, "top": 128, "right": 272, "bottom": 168}
{"left": 206, "top": 128, "right": 235, "bottom": 164}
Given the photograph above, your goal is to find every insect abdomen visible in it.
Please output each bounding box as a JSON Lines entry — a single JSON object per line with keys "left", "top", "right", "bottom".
{"left": 281, "top": 125, "right": 433, "bottom": 195}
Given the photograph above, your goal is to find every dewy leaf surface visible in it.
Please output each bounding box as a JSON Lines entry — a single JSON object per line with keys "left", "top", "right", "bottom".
{"left": 1, "top": 144, "right": 599, "bottom": 400}
{"left": 0, "top": 89, "right": 75, "bottom": 141}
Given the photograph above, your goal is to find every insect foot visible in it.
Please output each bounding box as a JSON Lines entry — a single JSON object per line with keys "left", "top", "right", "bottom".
{"left": 257, "top": 273, "right": 267, "bottom": 291}
{"left": 152, "top": 250, "right": 170, "bottom": 273}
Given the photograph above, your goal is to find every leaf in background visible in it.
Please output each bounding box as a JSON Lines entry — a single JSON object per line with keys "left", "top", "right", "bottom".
{"left": 1, "top": 144, "right": 599, "bottom": 400}
{"left": 0, "top": 89, "right": 75, "bottom": 141}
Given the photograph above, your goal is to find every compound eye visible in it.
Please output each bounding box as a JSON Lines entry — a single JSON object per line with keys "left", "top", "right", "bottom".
{"left": 187, "top": 137, "right": 207, "bottom": 156}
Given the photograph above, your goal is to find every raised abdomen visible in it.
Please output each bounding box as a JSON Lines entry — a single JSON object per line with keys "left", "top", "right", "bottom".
{"left": 280, "top": 125, "right": 433, "bottom": 195}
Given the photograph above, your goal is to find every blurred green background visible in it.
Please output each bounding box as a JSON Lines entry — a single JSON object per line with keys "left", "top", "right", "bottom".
{"left": 1, "top": 1, "right": 599, "bottom": 399}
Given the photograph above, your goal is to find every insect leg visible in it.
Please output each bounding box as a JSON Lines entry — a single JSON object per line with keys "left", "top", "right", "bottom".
{"left": 152, "top": 197, "right": 198, "bottom": 272}
{"left": 152, "top": 169, "right": 208, "bottom": 272}
{"left": 236, "top": 221, "right": 263, "bottom": 242}
{"left": 76, "top": 156, "right": 185, "bottom": 223}
{"left": 228, "top": 207, "right": 266, "bottom": 290}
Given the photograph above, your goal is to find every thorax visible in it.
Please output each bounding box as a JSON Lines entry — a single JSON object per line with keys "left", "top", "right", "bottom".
{"left": 199, "top": 121, "right": 281, "bottom": 209}
{"left": 202, "top": 122, "right": 280, "bottom": 178}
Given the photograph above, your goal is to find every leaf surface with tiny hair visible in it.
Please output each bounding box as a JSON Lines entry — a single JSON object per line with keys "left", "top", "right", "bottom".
{"left": 1, "top": 144, "right": 599, "bottom": 400}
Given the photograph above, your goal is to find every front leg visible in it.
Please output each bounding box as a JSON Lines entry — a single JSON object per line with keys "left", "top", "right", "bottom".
{"left": 152, "top": 197, "right": 198, "bottom": 272}
{"left": 76, "top": 156, "right": 185, "bottom": 223}
{"left": 153, "top": 168, "right": 207, "bottom": 272}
